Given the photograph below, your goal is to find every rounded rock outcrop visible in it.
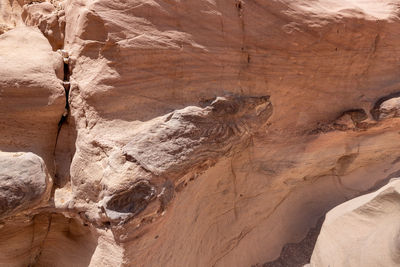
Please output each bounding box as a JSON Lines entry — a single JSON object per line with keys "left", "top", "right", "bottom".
{"left": 309, "top": 178, "right": 400, "bottom": 267}
{"left": 0, "top": 152, "right": 52, "bottom": 219}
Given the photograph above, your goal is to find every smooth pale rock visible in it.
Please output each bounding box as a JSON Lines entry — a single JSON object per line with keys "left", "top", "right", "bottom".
{"left": 309, "top": 178, "right": 400, "bottom": 267}
{"left": 0, "top": 152, "right": 52, "bottom": 219}
{"left": 377, "top": 97, "right": 400, "bottom": 120}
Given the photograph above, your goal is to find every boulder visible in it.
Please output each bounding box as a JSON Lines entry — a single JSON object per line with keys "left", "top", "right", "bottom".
{"left": 0, "top": 152, "right": 52, "bottom": 219}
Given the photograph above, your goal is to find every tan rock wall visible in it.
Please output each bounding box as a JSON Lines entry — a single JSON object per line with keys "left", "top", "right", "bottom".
{"left": 2, "top": 0, "right": 400, "bottom": 266}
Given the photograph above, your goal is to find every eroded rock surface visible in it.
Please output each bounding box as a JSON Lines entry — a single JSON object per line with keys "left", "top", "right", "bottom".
{"left": 22, "top": 1, "right": 66, "bottom": 50}
{"left": 102, "top": 179, "right": 156, "bottom": 223}
{"left": 123, "top": 95, "right": 272, "bottom": 177}
{"left": 0, "top": 152, "right": 52, "bottom": 219}
{"left": 376, "top": 96, "right": 400, "bottom": 120}
{"left": 2, "top": 0, "right": 400, "bottom": 266}
{"left": 0, "top": 26, "right": 65, "bottom": 171}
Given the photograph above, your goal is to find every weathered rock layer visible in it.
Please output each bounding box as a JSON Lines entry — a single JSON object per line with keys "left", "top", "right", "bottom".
{"left": 2, "top": 0, "right": 400, "bottom": 266}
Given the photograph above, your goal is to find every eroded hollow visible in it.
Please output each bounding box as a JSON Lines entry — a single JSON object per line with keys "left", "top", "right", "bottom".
{"left": 105, "top": 180, "right": 156, "bottom": 214}
{"left": 342, "top": 109, "right": 367, "bottom": 123}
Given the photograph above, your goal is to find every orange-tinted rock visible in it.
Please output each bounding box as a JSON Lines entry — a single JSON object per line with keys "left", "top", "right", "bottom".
{"left": 2, "top": 0, "right": 400, "bottom": 266}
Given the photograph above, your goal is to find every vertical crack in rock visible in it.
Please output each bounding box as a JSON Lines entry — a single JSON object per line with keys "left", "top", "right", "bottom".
{"left": 235, "top": 0, "right": 244, "bottom": 18}
{"left": 235, "top": 0, "right": 249, "bottom": 89}
{"left": 230, "top": 156, "right": 239, "bottom": 220}
{"left": 372, "top": 33, "right": 380, "bottom": 54}
{"left": 31, "top": 214, "right": 53, "bottom": 267}
{"left": 53, "top": 49, "right": 70, "bottom": 156}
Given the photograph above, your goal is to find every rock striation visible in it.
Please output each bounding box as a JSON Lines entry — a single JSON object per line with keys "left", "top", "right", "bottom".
{"left": 2, "top": 0, "right": 400, "bottom": 266}
{"left": 0, "top": 25, "right": 65, "bottom": 170}
{"left": 122, "top": 95, "right": 272, "bottom": 176}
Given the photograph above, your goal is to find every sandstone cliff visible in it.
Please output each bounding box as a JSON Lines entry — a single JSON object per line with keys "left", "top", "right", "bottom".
{"left": 1, "top": 0, "right": 400, "bottom": 266}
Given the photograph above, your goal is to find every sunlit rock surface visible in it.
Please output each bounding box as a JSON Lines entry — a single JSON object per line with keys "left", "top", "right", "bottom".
{"left": 309, "top": 178, "right": 400, "bottom": 267}
{"left": 2, "top": 0, "right": 400, "bottom": 266}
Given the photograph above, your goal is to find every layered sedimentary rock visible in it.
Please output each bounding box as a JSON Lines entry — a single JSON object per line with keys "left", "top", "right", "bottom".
{"left": 2, "top": 0, "right": 400, "bottom": 266}
{"left": 309, "top": 178, "right": 400, "bottom": 267}
{"left": 0, "top": 25, "right": 65, "bottom": 170}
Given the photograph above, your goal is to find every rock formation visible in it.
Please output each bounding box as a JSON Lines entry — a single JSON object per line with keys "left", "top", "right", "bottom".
{"left": 2, "top": 0, "right": 400, "bottom": 266}
{"left": 0, "top": 152, "right": 52, "bottom": 219}
{"left": 309, "top": 178, "right": 400, "bottom": 267}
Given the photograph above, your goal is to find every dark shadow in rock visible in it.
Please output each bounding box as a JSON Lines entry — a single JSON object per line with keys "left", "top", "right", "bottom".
{"left": 367, "top": 170, "right": 400, "bottom": 194}
{"left": 258, "top": 217, "right": 324, "bottom": 267}
{"left": 104, "top": 180, "right": 156, "bottom": 223}
{"left": 54, "top": 114, "right": 78, "bottom": 188}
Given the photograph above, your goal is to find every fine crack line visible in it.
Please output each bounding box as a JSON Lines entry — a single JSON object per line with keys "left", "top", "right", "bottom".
{"left": 230, "top": 155, "right": 239, "bottom": 220}
{"left": 30, "top": 214, "right": 53, "bottom": 266}
{"left": 211, "top": 226, "right": 255, "bottom": 267}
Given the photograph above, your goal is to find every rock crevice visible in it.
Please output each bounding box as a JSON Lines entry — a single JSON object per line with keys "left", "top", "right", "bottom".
{"left": 2, "top": 0, "right": 400, "bottom": 266}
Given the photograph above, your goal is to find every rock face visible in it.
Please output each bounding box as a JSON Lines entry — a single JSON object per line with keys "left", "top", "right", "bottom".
{"left": 22, "top": 1, "right": 66, "bottom": 50}
{"left": 2, "top": 0, "right": 400, "bottom": 266}
{"left": 0, "top": 152, "right": 52, "bottom": 219}
{"left": 309, "top": 178, "right": 400, "bottom": 267}
{"left": 374, "top": 96, "right": 400, "bottom": 120}
{"left": 122, "top": 95, "right": 272, "bottom": 176}
{"left": 0, "top": 25, "right": 65, "bottom": 170}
